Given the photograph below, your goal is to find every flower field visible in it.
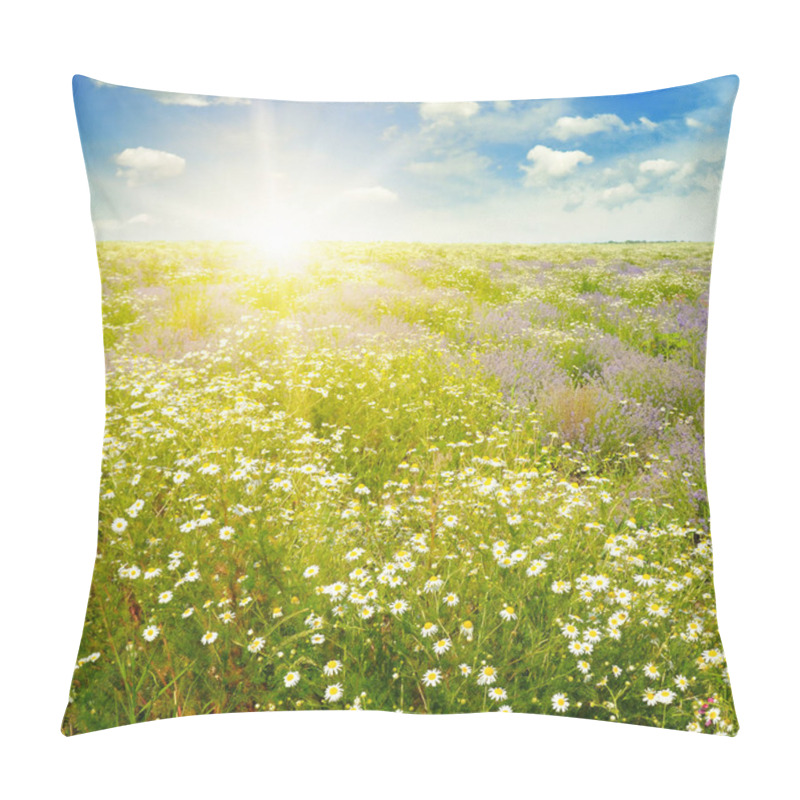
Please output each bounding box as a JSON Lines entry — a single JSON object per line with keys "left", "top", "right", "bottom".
{"left": 63, "top": 240, "right": 736, "bottom": 734}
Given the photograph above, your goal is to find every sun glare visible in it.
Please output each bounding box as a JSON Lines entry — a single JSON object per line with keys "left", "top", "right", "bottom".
{"left": 249, "top": 221, "right": 317, "bottom": 274}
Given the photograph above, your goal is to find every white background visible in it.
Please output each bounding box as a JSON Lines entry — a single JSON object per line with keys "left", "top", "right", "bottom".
{"left": 3, "top": 1, "right": 797, "bottom": 797}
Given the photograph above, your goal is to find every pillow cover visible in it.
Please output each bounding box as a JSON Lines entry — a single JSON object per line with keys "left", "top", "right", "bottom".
{"left": 64, "top": 74, "right": 739, "bottom": 735}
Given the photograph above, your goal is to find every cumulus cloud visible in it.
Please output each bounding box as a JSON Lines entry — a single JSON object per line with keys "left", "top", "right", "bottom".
{"left": 419, "top": 101, "right": 481, "bottom": 126}
{"left": 521, "top": 144, "right": 593, "bottom": 184}
{"left": 685, "top": 117, "right": 705, "bottom": 129}
{"left": 547, "top": 113, "right": 629, "bottom": 140}
{"left": 599, "top": 182, "right": 638, "bottom": 208}
{"left": 638, "top": 116, "right": 658, "bottom": 130}
{"left": 342, "top": 186, "right": 398, "bottom": 203}
{"left": 114, "top": 147, "right": 186, "bottom": 186}
{"left": 639, "top": 158, "right": 680, "bottom": 176}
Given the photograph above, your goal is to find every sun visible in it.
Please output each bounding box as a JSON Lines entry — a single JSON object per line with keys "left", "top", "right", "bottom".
{"left": 248, "top": 220, "right": 317, "bottom": 274}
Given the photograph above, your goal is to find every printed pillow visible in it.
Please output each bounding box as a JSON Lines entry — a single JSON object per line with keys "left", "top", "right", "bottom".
{"left": 65, "top": 74, "right": 739, "bottom": 735}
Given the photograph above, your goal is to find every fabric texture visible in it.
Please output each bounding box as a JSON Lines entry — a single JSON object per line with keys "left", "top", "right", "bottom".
{"left": 64, "top": 75, "right": 739, "bottom": 735}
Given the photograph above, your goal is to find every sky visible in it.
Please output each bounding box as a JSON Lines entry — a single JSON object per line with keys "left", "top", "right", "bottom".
{"left": 73, "top": 74, "right": 738, "bottom": 245}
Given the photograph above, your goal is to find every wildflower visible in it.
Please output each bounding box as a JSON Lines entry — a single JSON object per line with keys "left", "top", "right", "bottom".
{"left": 422, "top": 669, "right": 442, "bottom": 687}
{"left": 390, "top": 599, "right": 409, "bottom": 616}
{"left": 459, "top": 664, "right": 472, "bottom": 677}
{"left": 656, "top": 689, "right": 676, "bottom": 705}
{"left": 551, "top": 693, "right": 569, "bottom": 713}
{"left": 477, "top": 666, "right": 497, "bottom": 686}
{"left": 158, "top": 591, "right": 173, "bottom": 604}
{"left": 443, "top": 592, "right": 459, "bottom": 607}
{"left": 142, "top": 625, "right": 160, "bottom": 642}
{"left": 433, "top": 638, "right": 452, "bottom": 655}
{"left": 303, "top": 565, "right": 320, "bottom": 579}
{"left": 561, "top": 622, "right": 580, "bottom": 640}
{"left": 248, "top": 637, "right": 265, "bottom": 653}
{"left": 323, "top": 660, "right": 343, "bottom": 676}
{"left": 459, "top": 620, "right": 474, "bottom": 640}
{"left": 421, "top": 622, "right": 438, "bottom": 638}
{"left": 642, "top": 689, "right": 659, "bottom": 706}
{"left": 500, "top": 605, "right": 517, "bottom": 621}
{"left": 488, "top": 687, "right": 508, "bottom": 702}
{"left": 643, "top": 663, "right": 661, "bottom": 680}
{"left": 284, "top": 671, "right": 301, "bottom": 688}
{"left": 201, "top": 631, "right": 218, "bottom": 645}
{"left": 111, "top": 518, "right": 128, "bottom": 533}
{"left": 325, "top": 684, "right": 344, "bottom": 702}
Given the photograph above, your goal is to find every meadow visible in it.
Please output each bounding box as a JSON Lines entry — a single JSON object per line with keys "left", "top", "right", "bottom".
{"left": 63, "top": 240, "right": 736, "bottom": 734}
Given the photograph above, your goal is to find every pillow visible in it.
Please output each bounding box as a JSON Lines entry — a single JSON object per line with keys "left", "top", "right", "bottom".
{"left": 64, "top": 74, "right": 739, "bottom": 735}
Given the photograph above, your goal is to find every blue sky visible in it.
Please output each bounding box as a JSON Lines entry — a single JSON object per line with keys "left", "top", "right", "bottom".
{"left": 73, "top": 74, "right": 738, "bottom": 244}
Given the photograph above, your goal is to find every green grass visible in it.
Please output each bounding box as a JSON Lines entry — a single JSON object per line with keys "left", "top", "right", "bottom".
{"left": 63, "top": 241, "right": 735, "bottom": 736}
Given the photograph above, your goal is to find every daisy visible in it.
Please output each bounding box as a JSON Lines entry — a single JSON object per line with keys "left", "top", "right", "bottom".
{"left": 551, "top": 693, "right": 569, "bottom": 713}
{"left": 111, "top": 518, "right": 128, "bottom": 533}
{"left": 643, "top": 663, "right": 660, "bottom": 680}
{"left": 181, "top": 608, "right": 194, "bottom": 619}
{"left": 443, "top": 592, "right": 459, "bottom": 607}
{"left": 477, "top": 666, "right": 497, "bottom": 686}
{"left": 420, "top": 622, "right": 438, "bottom": 638}
{"left": 201, "top": 631, "right": 218, "bottom": 645}
{"left": 390, "top": 599, "right": 409, "bottom": 616}
{"left": 324, "top": 684, "right": 344, "bottom": 702}
{"left": 219, "top": 526, "right": 234, "bottom": 541}
{"left": 311, "top": 633, "right": 326, "bottom": 645}
{"left": 422, "top": 669, "right": 442, "bottom": 687}
{"left": 500, "top": 605, "right": 517, "bottom": 621}
{"left": 303, "top": 565, "right": 320, "bottom": 579}
{"left": 248, "top": 637, "right": 265, "bottom": 653}
{"left": 283, "top": 671, "right": 301, "bottom": 688}
{"left": 142, "top": 625, "right": 160, "bottom": 642}
{"left": 158, "top": 591, "right": 173, "bottom": 604}
{"left": 656, "top": 689, "right": 676, "bottom": 705}
{"left": 642, "top": 689, "right": 659, "bottom": 706}
{"left": 458, "top": 663, "right": 472, "bottom": 677}
{"left": 561, "top": 622, "right": 580, "bottom": 640}
{"left": 433, "top": 638, "right": 452, "bottom": 655}
{"left": 459, "top": 620, "right": 474, "bottom": 640}
{"left": 674, "top": 674, "right": 690, "bottom": 691}
{"left": 488, "top": 687, "right": 508, "bottom": 702}
{"left": 323, "top": 659, "right": 343, "bottom": 676}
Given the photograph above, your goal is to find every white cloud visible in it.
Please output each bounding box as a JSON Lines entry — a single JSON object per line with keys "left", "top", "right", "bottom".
{"left": 639, "top": 159, "right": 680, "bottom": 176}
{"left": 638, "top": 116, "right": 658, "bottom": 130}
{"left": 342, "top": 186, "right": 398, "bottom": 203}
{"left": 521, "top": 145, "right": 593, "bottom": 184}
{"left": 127, "top": 213, "right": 152, "bottom": 225}
{"left": 547, "top": 113, "right": 629, "bottom": 140}
{"left": 669, "top": 161, "right": 697, "bottom": 184}
{"left": 381, "top": 125, "right": 400, "bottom": 141}
{"left": 494, "top": 100, "right": 512, "bottom": 112}
{"left": 407, "top": 151, "right": 492, "bottom": 179}
{"left": 685, "top": 117, "right": 704, "bottom": 129}
{"left": 599, "top": 182, "right": 638, "bottom": 208}
{"left": 419, "top": 101, "right": 481, "bottom": 126}
{"left": 114, "top": 147, "right": 186, "bottom": 186}
{"left": 153, "top": 92, "right": 251, "bottom": 107}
